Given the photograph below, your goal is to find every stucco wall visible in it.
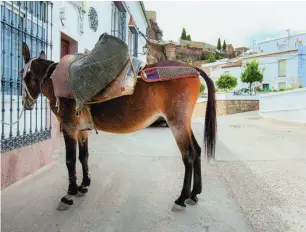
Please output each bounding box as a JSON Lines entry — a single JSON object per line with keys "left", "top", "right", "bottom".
{"left": 52, "top": 1, "right": 147, "bottom": 63}
{"left": 298, "top": 45, "right": 306, "bottom": 87}
{"left": 259, "top": 88, "right": 306, "bottom": 123}
{"left": 1, "top": 114, "right": 63, "bottom": 189}
{"left": 255, "top": 33, "right": 306, "bottom": 53}
{"left": 244, "top": 52, "right": 299, "bottom": 89}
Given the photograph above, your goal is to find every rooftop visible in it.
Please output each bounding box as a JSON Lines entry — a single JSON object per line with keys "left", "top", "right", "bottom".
{"left": 257, "top": 32, "right": 306, "bottom": 44}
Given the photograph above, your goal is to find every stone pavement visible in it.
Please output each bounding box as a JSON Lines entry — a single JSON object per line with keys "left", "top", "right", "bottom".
{"left": 2, "top": 111, "right": 306, "bottom": 232}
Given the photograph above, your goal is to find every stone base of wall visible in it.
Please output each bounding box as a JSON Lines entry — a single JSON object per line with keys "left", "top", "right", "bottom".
{"left": 193, "top": 100, "right": 259, "bottom": 117}
{"left": 1, "top": 114, "right": 63, "bottom": 189}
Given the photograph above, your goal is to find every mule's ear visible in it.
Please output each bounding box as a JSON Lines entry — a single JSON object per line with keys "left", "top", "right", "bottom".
{"left": 38, "top": 51, "right": 46, "bottom": 59}
{"left": 22, "top": 42, "right": 30, "bottom": 63}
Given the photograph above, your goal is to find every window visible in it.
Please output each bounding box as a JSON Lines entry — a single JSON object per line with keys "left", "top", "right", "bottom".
{"left": 128, "top": 27, "right": 138, "bottom": 57}
{"left": 111, "top": 1, "right": 126, "bottom": 42}
{"left": 1, "top": 2, "right": 46, "bottom": 95}
{"left": 278, "top": 59, "right": 286, "bottom": 77}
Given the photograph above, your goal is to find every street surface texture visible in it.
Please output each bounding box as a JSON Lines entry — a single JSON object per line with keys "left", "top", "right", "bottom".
{"left": 2, "top": 111, "right": 306, "bottom": 232}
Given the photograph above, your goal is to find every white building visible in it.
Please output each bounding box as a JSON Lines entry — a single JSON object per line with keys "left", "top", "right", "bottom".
{"left": 53, "top": 1, "right": 149, "bottom": 62}
{"left": 202, "top": 32, "right": 306, "bottom": 90}
{"left": 254, "top": 32, "right": 306, "bottom": 54}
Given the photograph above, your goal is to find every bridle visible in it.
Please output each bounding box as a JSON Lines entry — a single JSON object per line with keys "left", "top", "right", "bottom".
{"left": 0, "top": 58, "right": 36, "bottom": 126}
{"left": 22, "top": 58, "right": 38, "bottom": 105}
{"left": 1, "top": 58, "right": 55, "bottom": 126}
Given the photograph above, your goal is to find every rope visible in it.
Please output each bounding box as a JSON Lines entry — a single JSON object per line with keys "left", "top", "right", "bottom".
{"left": 0, "top": 105, "right": 25, "bottom": 126}
{"left": 85, "top": 106, "right": 98, "bottom": 134}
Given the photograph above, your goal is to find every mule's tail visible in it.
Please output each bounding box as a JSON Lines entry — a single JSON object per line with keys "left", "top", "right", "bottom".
{"left": 195, "top": 67, "right": 217, "bottom": 162}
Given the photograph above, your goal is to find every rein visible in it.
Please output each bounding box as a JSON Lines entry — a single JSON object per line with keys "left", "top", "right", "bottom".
{"left": 0, "top": 106, "right": 25, "bottom": 126}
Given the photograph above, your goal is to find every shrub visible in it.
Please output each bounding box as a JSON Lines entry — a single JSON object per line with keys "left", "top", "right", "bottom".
{"left": 200, "top": 83, "right": 205, "bottom": 94}
{"left": 207, "top": 54, "right": 216, "bottom": 63}
{"left": 255, "top": 86, "right": 262, "bottom": 92}
{"left": 216, "top": 74, "right": 238, "bottom": 91}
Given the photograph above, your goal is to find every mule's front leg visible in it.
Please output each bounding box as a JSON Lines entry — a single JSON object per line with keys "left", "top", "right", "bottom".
{"left": 76, "top": 131, "right": 91, "bottom": 196}
{"left": 57, "top": 131, "right": 78, "bottom": 211}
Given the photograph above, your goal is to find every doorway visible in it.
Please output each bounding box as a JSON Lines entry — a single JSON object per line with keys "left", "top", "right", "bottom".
{"left": 60, "top": 33, "right": 78, "bottom": 58}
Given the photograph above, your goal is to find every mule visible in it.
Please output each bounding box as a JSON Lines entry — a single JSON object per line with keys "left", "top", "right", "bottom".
{"left": 21, "top": 43, "right": 216, "bottom": 211}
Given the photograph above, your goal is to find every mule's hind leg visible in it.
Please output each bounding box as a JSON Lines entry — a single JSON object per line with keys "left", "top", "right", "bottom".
{"left": 76, "top": 131, "right": 91, "bottom": 196}
{"left": 186, "top": 132, "right": 202, "bottom": 205}
{"left": 57, "top": 131, "right": 78, "bottom": 211}
{"left": 168, "top": 122, "right": 196, "bottom": 211}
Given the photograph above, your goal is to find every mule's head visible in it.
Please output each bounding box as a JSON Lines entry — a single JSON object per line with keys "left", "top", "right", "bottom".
{"left": 21, "top": 42, "right": 47, "bottom": 110}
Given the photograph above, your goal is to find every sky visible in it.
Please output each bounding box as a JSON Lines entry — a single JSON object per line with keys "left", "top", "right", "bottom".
{"left": 143, "top": 1, "right": 306, "bottom": 48}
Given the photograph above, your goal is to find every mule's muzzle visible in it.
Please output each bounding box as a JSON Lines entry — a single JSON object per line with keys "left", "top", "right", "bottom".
{"left": 23, "top": 100, "right": 35, "bottom": 111}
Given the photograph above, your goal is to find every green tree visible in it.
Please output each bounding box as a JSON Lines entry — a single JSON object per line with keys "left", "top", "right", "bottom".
{"left": 200, "top": 52, "right": 206, "bottom": 60}
{"left": 240, "top": 60, "right": 264, "bottom": 94}
{"left": 200, "top": 83, "right": 206, "bottom": 94}
{"left": 207, "top": 54, "right": 216, "bottom": 63}
{"left": 186, "top": 34, "right": 191, "bottom": 41}
{"left": 217, "top": 38, "right": 221, "bottom": 50}
{"left": 215, "top": 52, "right": 224, "bottom": 60}
{"left": 180, "top": 28, "right": 187, "bottom": 40}
{"left": 216, "top": 74, "right": 238, "bottom": 91}
{"left": 222, "top": 40, "right": 226, "bottom": 51}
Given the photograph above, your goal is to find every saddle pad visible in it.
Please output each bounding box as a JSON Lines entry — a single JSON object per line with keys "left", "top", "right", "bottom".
{"left": 68, "top": 33, "right": 129, "bottom": 112}
{"left": 89, "top": 58, "right": 136, "bottom": 103}
{"left": 51, "top": 53, "right": 85, "bottom": 98}
{"left": 140, "top": 66, "right": 199, "bottom": 82}
{"left": 51, "top": 55, "right": 142, "bottom": 104}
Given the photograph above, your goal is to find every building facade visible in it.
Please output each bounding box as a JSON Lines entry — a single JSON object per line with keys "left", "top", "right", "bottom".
{"left": 54, "top": 1, "right": 148, "bottom": 62}
{"left": 254, "top": 33, "right": 306, "bottom": 53}
{"left": 202, "top": 33, "right": 306, "bottom": 91}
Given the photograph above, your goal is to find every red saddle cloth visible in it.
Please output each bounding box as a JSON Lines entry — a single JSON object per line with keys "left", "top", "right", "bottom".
{"left": 140, "top": 66, "right": 199, "bottom": 82}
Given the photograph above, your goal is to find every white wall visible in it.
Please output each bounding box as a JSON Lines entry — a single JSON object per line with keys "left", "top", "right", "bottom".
{"left": 259, "top": 88, "right": 306, "bottom": 123}
{"left": 124, "top": 1, "right": 147, "bottom": 61}
{"left": 255, "top": 33, "right": 306, "bottom": 53}
{"left": 51, "top": 1, "right": 148, "bottom": 63}
{"left": 244, "top": 52, "right": 299, "bottom": 90}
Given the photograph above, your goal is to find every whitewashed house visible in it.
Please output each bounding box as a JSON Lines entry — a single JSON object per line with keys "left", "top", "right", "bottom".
{"left": 254, "top": 32, "right": 306, "bottom": 53}
{"left": 202, "top": 32, "right": 306, "bottom": 90}
{"left": 53, "top": 1, "right": 149, "bottom": 62}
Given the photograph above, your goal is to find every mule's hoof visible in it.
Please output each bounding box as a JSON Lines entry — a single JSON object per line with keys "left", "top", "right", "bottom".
{"left": 171, "top": 203, "right": 186, "bottom": 212}
{"left": 76, "top": 186, "right": 88, "bottom": 197}
{"left": 57, "top": 197, "right": 73, "bottom": 211}
{"left": 57, "top": 201, "right": 71, "bottom": 211}
{"left": 185, "top": 197, "right": 198, "bottom": 205}
{"left": 76, "top": 191, "right": 85, "bottom": 197}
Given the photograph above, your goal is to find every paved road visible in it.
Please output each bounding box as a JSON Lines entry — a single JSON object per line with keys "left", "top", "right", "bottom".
{"left": 2, "top": 111, "right": 306, "bottom": 232}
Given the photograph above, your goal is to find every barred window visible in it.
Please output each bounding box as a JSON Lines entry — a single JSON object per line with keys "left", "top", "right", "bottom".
{"left": 111, "top": 1, "right": 126, "bottom": 42}
{"left": 1, "top": 2, "right": 47, "bottom": 95}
